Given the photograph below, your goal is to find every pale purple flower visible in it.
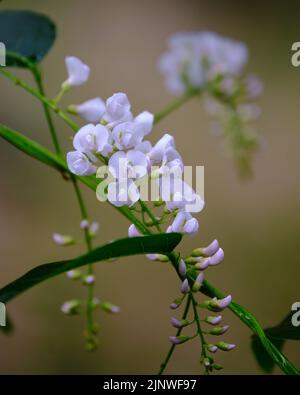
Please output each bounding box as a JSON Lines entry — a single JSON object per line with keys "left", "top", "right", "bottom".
{"left": 63, "top": 56, "right": 90, "bottom": 87}
{"left": 103, "top": 92, "right": 133, "bottom": 125}
{"left": 74, "top": 97, "right": 106, "bottom": 123}
{"left": 209, "top": 248, "right": 225, "bottom": 266}
{"left": 67, "top": 151, "right": 96, "bottom": 176}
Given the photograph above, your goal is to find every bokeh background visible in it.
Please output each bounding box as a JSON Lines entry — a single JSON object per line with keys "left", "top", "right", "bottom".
{"left": 0, "top": 0, "right": 300, "bottom": 374}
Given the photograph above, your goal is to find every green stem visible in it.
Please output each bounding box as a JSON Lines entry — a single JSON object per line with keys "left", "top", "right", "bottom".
{"left": 28, "top": 65, "right": 96, "bottom": 348}
{"left": 158, "top": 294, "right": 192, "bottom": 375}
{"left": 31, "top": 66, "right": 62, "bottom": 156}
{"left": 0, "top": 67, "right": 78, "bottom": 131}
{"left": 72, "top": 176, "right": 96, "bottom": 344}
{"left": 154, "top": 89, "right": 199, "bottom": 124}
{"left": 190, "top": 292, "right": 209, "bottom": 374}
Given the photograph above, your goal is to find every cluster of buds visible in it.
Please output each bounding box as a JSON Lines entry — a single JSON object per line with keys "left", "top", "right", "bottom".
{"left": 168, "top": 239, "right": 235, "bottom": 372}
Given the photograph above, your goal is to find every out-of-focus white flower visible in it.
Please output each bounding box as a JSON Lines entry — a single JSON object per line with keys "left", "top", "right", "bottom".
{"left": 112, "top": 121, "right": 144, "bottom": 150}
{"left": 73, "top": 124, "right": 113, "bottom": 158}
{"left": 107, "top": 180, "right": 140, "bottom": 207}
{"left": 73, "top": 97, "right": 106, "bottom": 123}
{"left": 109, "top": 150, "right": 148, "bottom": 180}
{"left": 134, "top": 111, "right": 154, "bottom": 136}
{"left": 159, "top": 32, "right": 248, "bottom": 95}
{"left": 103, "top": 92, "right": 133, "bottom": 125}
{"left": 245, "top": 74, "right": 263, "bottom": 99}
{"left": 63, "top": 56, "right": 90, "bottom": 88}
{"left": 67, "top": 151, "right": 96, "bottom": 176}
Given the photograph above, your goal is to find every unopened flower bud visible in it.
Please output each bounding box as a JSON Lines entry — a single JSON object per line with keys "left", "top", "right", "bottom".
{"left": 181, "top": 279, "right": 190, "bottom": 294}
{"left": 66, "top": 269, "right": 82, "bottom": 280}
{"left": 194, "top": 258, "right": 210, "bottom": 270}
{"left": 100, "top": 302, "right": 121, "bottom": 314}
{"left": 207, "top": 344, "right": 218, "bottom": 353}
{"left": 209, "top": 295, "right": 232, "bottom": 311}
{"left": 169, "top": 335, "right": 190, "bottom": 345}
{"left": 89, "top": 222, "right": 100, "bottom": 236}
{"left": 192, "top": 240, "right": 219, "bottom": 257}
{"left": 171, "top": 317, "right": 191, "bottom": 329}
{"left": 146, "top": 254, "right": 169, "bottom": 262}
{"left": 205, "top": 315, "right": 222, "bottom": 326}
{"left": 52, "top": 233, "right": 74, "bottom": 246}
{"left": 61, "top": 300, "right": 81, "bottom": 315}
{"left": 170, "top": 296, "right": 184, "bottom": 310}
{"left": 210, "top": 325, "right": 229, "bottom": 335}
{"left": 178, "top": 259, "right": 187, "bottom": 277}
{"left": 216, "top": 341, "right": 236, "bottom": 351}
{"left": 209, "top": 248, "right": 224, "bottom": 266}
{"left": 192, "top": 272, "right": 204, "bottom": 292}
{"left": 128, "top": 224, "right": 141, "bottom": 237}
{"left": 80, "top": 219, "right": 90, "bottom": 229}
{"left": 82, "top": 274, "right": 95, "bottom": 285}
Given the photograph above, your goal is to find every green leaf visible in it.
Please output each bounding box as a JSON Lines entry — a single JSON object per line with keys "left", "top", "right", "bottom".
{"left": 266, "top": 312, "right": 300, "bottom": 340}
{"left": 0, "top": 233, "right": 182, "bottom": 304}
{"left": 0, "top": 123, "right": 66, "bottom": 173}
{"left": 251, "top": 334, "right": 284, "bottom": 373}
{"left": 0, "top": 10, "right": 56, "bottom": 67}
{"left": 0, "top": 313, "right": 14, "bottom": 335}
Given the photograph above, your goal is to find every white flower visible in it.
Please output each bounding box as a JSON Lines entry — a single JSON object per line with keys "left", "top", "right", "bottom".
{"left": 108, "top": 150, "right": 148, "bottom": 180}
{"left": 112, "top": 121, "right": 144, "bottom": 150}
{"left": 165, "top": 180, "right": 205, "bottom": 214}
{"left": 67, "top": 151, "right": 96, "bottom": 176}
{"left": 103, "top": 92, "right": 133, "bottom": 125}
{"left": 63, "top": 56, "right": 90, "bottom": 87}
{"left": 167, "top": 211, "right": 199, "bottom": 236}
{"left": 149, "top": 134, "right": 176, "bottom": 163}
{"left": 134, "top": 111, "right": 154, "bottom": 136}
{"left": 75, "top": 97, "right": 106, "bottom": 123}
{"left": 107, "top": 180, "right": 140, "bottom": 207}
{"left": 73, "top": 124, "right": 112, "bottom": 157}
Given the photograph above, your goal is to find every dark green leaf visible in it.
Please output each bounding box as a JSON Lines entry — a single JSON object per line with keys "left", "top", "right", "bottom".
{"left": 0, "top": 10, "right": 56, "bottom": 67}
{"left": 0, "top": 313, "right": 14, "bottom": 335}
{"left": 251, "top": 334, "right": 284, "bottom": 373}
{"left": 0, "top": 233, "right": 182, "bottom": 304}
{"left": 266, "top": 312, "right": 300, "bottom": 340}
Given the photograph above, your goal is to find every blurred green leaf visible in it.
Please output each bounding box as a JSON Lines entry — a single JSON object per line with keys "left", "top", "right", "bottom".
{"left": 266, "top": 312, "right": 300, "bottom": 340}
{"left": 0, "top": 233, "right": 182, "bottom": 304}
{"left": 0, "top": 10, "right": 56, "bottom": 67}
{"left": 251, "top": 334, "right": 284, "bottom": 373}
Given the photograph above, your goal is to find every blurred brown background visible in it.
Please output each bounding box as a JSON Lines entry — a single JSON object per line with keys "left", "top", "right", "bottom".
{"left": 0, "top": 0, "right": 300, "bottom": 374}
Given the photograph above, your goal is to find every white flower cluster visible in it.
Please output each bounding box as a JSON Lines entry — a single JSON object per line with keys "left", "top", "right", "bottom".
{"left": 65, "top": 57, "right": 203, "bottom": 238}
{"left": 158, "top": 31, "right": 248, "bottom": 95}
